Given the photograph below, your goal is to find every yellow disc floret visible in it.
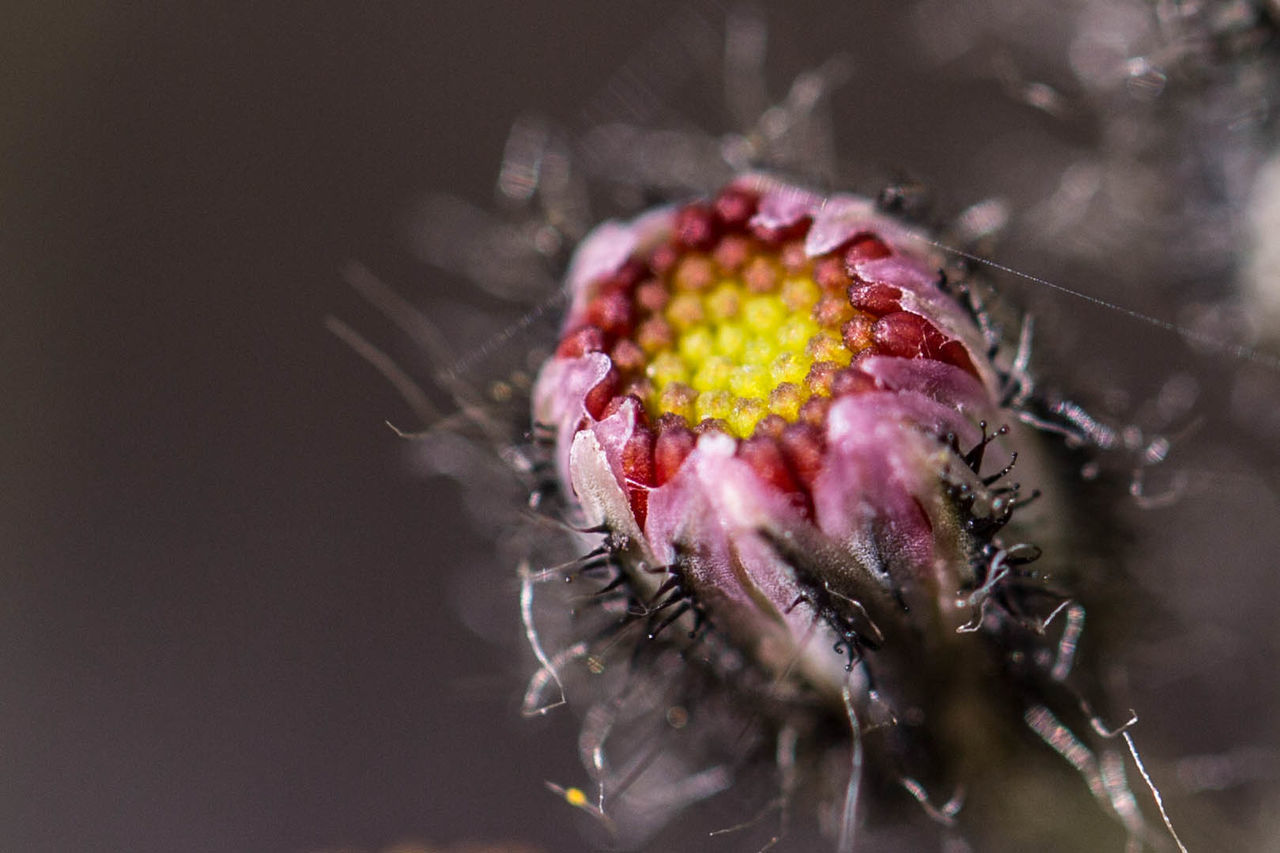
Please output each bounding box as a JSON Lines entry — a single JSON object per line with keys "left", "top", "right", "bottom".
{"left": 646, "top": 350, "right": 690, "bottom": 388}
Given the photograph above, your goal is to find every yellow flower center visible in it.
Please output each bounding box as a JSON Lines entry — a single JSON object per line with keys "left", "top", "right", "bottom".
{"left": 642, "top": 258, "right": 857, "bottom": 438}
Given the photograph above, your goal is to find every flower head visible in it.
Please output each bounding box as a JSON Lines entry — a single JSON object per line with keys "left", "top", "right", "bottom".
{"left": 534, "top": 175, "right": 1015, "bottom": 702}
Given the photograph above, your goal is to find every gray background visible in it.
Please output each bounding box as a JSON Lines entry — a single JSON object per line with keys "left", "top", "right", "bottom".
{"left": 4, "top": 2, "right": 1277, "bottom": 852}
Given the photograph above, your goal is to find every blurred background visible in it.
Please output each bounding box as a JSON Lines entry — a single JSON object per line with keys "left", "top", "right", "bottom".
{"left": 3, "top": 2, "right": 1278, "bottom": 851}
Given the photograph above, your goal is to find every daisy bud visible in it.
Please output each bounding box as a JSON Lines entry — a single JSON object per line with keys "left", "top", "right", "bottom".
{"left": 533, "top": 174, "right": 1020, "bottom": 701}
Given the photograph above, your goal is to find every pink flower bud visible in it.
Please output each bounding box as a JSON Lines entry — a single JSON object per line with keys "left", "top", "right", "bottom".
{"left": 534, "top": 175, "right": 1018, "bottom": 700}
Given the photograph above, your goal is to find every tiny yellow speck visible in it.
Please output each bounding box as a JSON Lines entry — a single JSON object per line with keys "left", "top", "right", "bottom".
{"left": 768, "top": 383, "right": 805, "bottom": 421}
{"left": 666, "top": 292, "right": 705, "bottom": 331}
{"left": 673, "top": 255, "right": 714, "bottom": 290}
{"left": 814, "top": 293, "right": 857, "bottom": 329}
{"left": 742, "top": 295, "right": 787, "bottom": 333}
{"left": 741, "top": 336, "right": 779, "bottom": 366}
{"left": 565, "top": 787, "right": 588, "bottom": 807}
{"left": 715, "top": 322, "right": 748, "bottom": 359}
{"left": 780, "top": 276, "right": 821, "bottom": 312}
{"left": 728, "top": 364, "right": 769, "bottom": 399}
{"left": 692, "top": 355, "right": 735, "bottom": 392}
{"left": 778, "top": 315, "right": 819, "bottom": 352}
{"left": 743, "top": 255, "right": 780, "bottom": 292}
{"left": 677, "top": 325, "right": 715, "bottom": 364}
{"left": 657, "top": 382, "right": 697, "bottom": 422}
{"left": 769, "top": 352, "right": 810, "bottom": 385}
{"left": 705, "top": 282, "right": 742, "bottom": 321}
{"left": 695, "top": 390, "right": 734, "bottom": 423}
{"left": 636, "top": 317, "right": 674, "bottom": 354}
{"left": 646, "top": 350, "right": 689, "bottom": 388}
{"left": 806, "top": 330, "right": 851, "bottom": 365}
{"left": 727, "top": 397, "right": 767, "bottom": 437}
{"left": 805, "top": 360, "right": 840, "bottom": 395}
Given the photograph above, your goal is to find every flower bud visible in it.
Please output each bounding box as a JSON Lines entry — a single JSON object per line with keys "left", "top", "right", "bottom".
{"left": 534, "top": 175, "right": 1019, "bottom": 703}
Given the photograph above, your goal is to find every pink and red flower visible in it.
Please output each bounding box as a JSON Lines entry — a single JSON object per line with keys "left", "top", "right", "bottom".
{"left": 534, "top": 175, "right": 1011, "bottom": 700}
